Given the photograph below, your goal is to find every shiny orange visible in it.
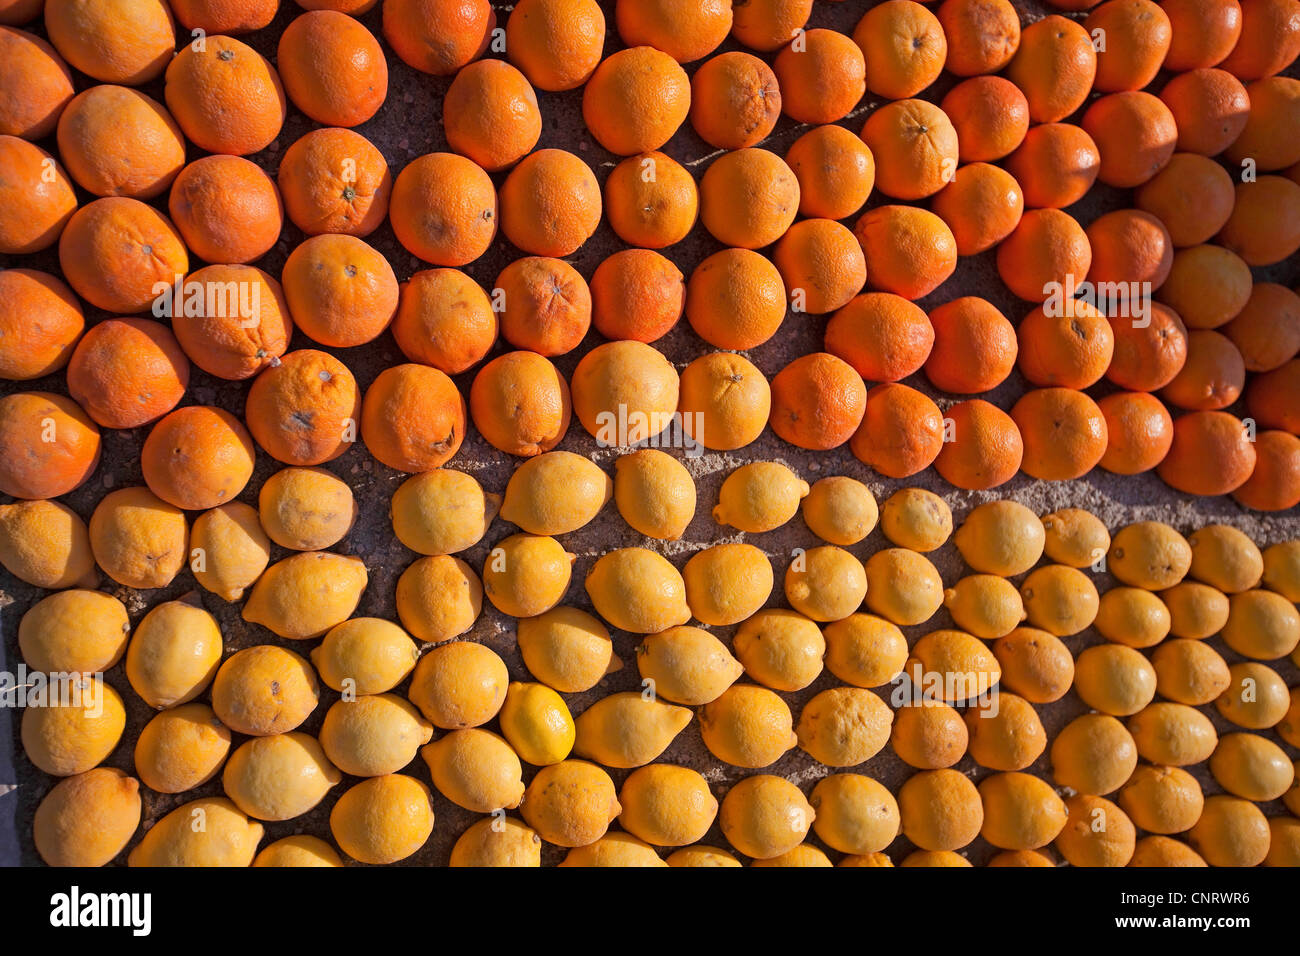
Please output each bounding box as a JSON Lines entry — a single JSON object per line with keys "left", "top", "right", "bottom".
{"left": 825, "top": 293, "right": 934, "bottom": 383}
{"left": 861, "top": 99, "right": 959, "bottom": 201}
{"left": 1106, "top": 302, "right": 1189, "bottom": 391}
{"left": 1085, "top": 0, "right": 1172, "bottom": 91}
{"left": 689, "top": 51, "right": 781, "bottom": 150}
{"left": 924, "top": 297, "right": 1018, "bottom": 394}
{"left": 168, "top": 155, "right": 283, "bottom": 265}
{"left": 933, "top": 399, "right": 1024, "bottom": 490}
{"left": 383, "top": 0, "right": 493, "bottom": 75}
{"left": 1133, "top": 152, "right": 1236, "bottom": 246}
{"left": 1160, "top": 329, "right": 1246, "bottom": 411}
{"left": 277, "top": 10, "right": 387, "bottom": 127}
{"left": 1156, "top": 410, "right": 1257, "bottom": 495}
{"left": 499, "top": 148, "right": 601, "bottom": 257}
{"left": 277, "top": 127, "right": 392, "bottom": 238}
{"left": 1012, "top": 387, "right": 1109, "bottom": 481}
{"left": 1082, "top": 92, "right": 1178, "bottom": 187}
{"left": 163, "top": 35, "right": 285, "bottom": 156}
{"left": 0, "top": 392, "right": 100, "bottom": 500}
{"left": 772, "top": 28, "right": 866, "bottom": 124}
{"left": 1232, "top": 430, "right": 1300, "bottom": 510}
{"left": 995, "top": 208, "right": 1092, "bottom": 304}
{"left": 1097, "top": 391, "right": 1175, "bottom": 474}
{"left": 1004, "top": 123, "right": 1100, "bottom": 209}
{"left": 1223, "top": 283, "right": 1300, "bottom": 371}
{"left": 930, "top": 162, "right": 1024, "bottom": 255}
{"left": 443, "top": 59, "right": 541, "bottom": 171}
{"left": 854, "top": 205, "right": 957, "bottom": 301}
{"left": 785, "top": 125, "right": 875, "bottom": 220}
{"left": 853, "top": 0, "right": 948, "bottom": 99}
{"left": 1016, "top": 299, "right": 1114, "bottom": 389}
{"left": 768, "top": 352, "right": 867, "bottom": 451}
{"left": 850, "top": 383, "right": 945, "bottom": 478}
{"left": 590, "top": 249, "right": 685, "bottom": 344}
{"left": 941, "top": 77, "right": 1029, "bottom": 162}
{"left": 391, "top": 152, "right": 497, "bottom": 266}
{"left": 1006, "top": 15, "right": 1097, "bottom": 123}
{"left": 1159, "top": 68, "right": 1250, "bottom": 155}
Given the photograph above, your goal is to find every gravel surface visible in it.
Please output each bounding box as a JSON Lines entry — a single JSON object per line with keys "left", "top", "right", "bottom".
{"left": 1, "top": 0, "right": 1298, "bottom": 866}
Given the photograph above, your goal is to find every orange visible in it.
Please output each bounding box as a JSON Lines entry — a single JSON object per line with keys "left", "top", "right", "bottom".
{"left": 383, "top": 0, "right": 493, "bottom": 75}
{"left": 244, "top": 349, "right": 360, "bottom": 466}
{"left": 470, "top": 351, "right": 571, "bottom": 457}
{"left": 278, "top": 10, "right": 387, "bottom": 128}
{"left": 1082, "top": 92, "right": 1178, "bottom": 187}
{"left": 1106, "top": 302, "right": 1189, "bottom": 391}
{"left": 282, "top": 234, "right": 398, "bottom": 348}
{"left": 849, "top": 383, "right": 944, "bottom": 478}
{"left": 1098, "top": 391, "right": 1175, "bottom": 474}
{"left": 0, "top": 137, "right": 76, "bottom": 255}
{"left": 1159, "top": 68, "right": 1251, "bottom": 155}
{"left": 58, "top": 197, "right": 188, "bottom": 314}
{"left": 0, "top": 392, "right": 99, "bottom": 500}
{"left": 1160, "top": 329, "right": 1245, "bottom": 410}
{"left": 1162, "top": 0, "right": 1243, "bottom": 70}
{"left": 169, "top": 0, "right": 278, "bottom": 32}
{"left": 924, "top": 296, "right": 1017, "bottom": 393}
{"left": 390, "top": 152, "right": 497, "bottom": 266}
{"left": 689, "top": 51, "right": 781, "bottom": 150}
{"left": 768, "top": 352, "right": 867, "bottom": 451}
{"left": 1006, "top": 15, "right": 1097, "bottom": 123}
{"left": 854, "top": 205, "right": 957, "bottom": 301}
{"left": 1232, "top": 430, "right": 1300, "bottom": 510}
{"left": 1086, "top": 0, "right": 1172, "bottom": 91}
{"left": 861, "top": 99, "right": 959, "bottom": 201}
{"left": 168, "top": 155, "right": 283, "bottom": 265}
{"left": 930, "top": 162, "right": 1024, "bottom": 255}
{"left": 391, "top": 269, "right": 497, "bottom": 374}
{"left": 505, "top": 0, "right": 606, "bottom": 91}
{"left": 995, "top": 208, "right": 1092, "bottom": 304}
{"left": 1217, "top": 0, "right": 1300, "bottom": 79}
{"left": 699, "top": 147, "right": 799, "bottom": 249}
{"left": 499, "top": 148, "right": 601, "bottom": 257}
{"left": 937, "top": 0, "right": 1020, "bottom": 75}
{"left": 1017, "top": 299, "right": 1114, "bottom": 388}
{"left": 1003, "top": 123, "right": 1100, "bottom": 209}
{"left": 0, "top": 27, "right": 73, "bottom": 139}
{"left": 1223, "top": 283, "right": 1300, "bottom": 371}
{"left": 44, "top": 0, "right": 173, "bottom": 85}
{"left": 443, "top": 59, "right": 541, "bottom": 171}
{"left": 785, "top": 124, "right": 875, "bottom": 220}
{"left": 615, "top": 0, "right": 732, "bottom": 63}
{"left": 1156, "top": 244, "right": 1253, "bottom": 329}
{"left": 731, "top": 0, "right": 812, "bottom": 51}
{"left": 170, "top": 265, "right": 291, "bottom": 381}
{"left": 496, "top": 256, "right": 592, "bottom": 357}
{"left": 825, "top": 293, "right": 934, "bottom": 383}
{"left": 361, "top": 364, "right": 466, "bottom": 473}
{"left": 772, "top": 28, "right": 866, "bottom": 124}
{"left": 571, "top": 340, "right": 679, "bottom": 444}
{"left": 771, "top": 219, "right": 867, "bottom": 315}
{"left": 1086, "top": 209, "right": 1174, "bottom": 288}
{"left": 582, "top": 46, "right": 690, "bottom": 155}
{"left": 142, "top": 406, "right": 256, "bottom": 511}
{"left": 603, "top": 151, "right": 698, "bottom": 249}
{"left": 1012, "top": 387, "right": 1108, "bottom": 480}
{"left": 590, "top": 249, "right": 685, "bottom": 343}
{"left": 853, "top": 0, "right": 948, "bottom": 99}
{"left": 1217, "top": 176, "right": 1300, "bottom": 265}
{"left": 1224, "top": 76, "right": 1300, "bottom": 170}
{"left": 933, "top": 399, "right": 1024, "bottom": 490}
{"left": 1133, "top": 152, "right": 1236, "bottom": 246}
{"left": 1247, "top": 358, "right": 1300, "bottom": 433}
{"left": 1156, "top": 410, "right": 1257, "bottom": 495}
{"left": 0, "top": 270, "right": 83, "bottom": 381}
{"left": 678, "top": 351, "right": 771, "bottom": 451}
{"left": 941, "top": 77, "right": 1029, "bottom": 162}
{"left": 163, "top": 35, "right": 285, "bottom": 156}
{"left": 685, "top": 248, "right": 786, "bottom": 350}
{"left": 277, "top": 127, "right": 391, "bottom": 238}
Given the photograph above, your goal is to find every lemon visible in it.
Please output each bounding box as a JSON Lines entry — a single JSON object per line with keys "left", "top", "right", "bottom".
{"left": 906, "top": 629, "right": 1001, "bottom": 703}
{"left": 712, "top": 461, "right": 809, "bottom": 532}
{"left": 89, "top": 486, "right": 188, "bottom": 589}
{"left": 132, "top": 702, "right": 231, "bottom": 794}
{"left": 1151, "top": 638, "right": 1230, "bottom": 705}
{"left": 1160, "top": 581, "right": 1229, "bottom": 639}
{"left": 1094, "top": 586, "right": 1172, "bottom": 648}
{"left": 898, "top": 768, "right": 982, "bottom": 851}
{"left": 822, "top": 613, "right": 908, "bottom": 688}
{"left": 449, "top": 817, "right": 541, "bottom": 867}
{"left": 942, "top": 574, "right": 1026, "bottom": 639}
{"left": 698, "top": 683, "right": 797, "bottom": 768}
{"left": 396, "top": 554, "right": 483, "bottom": 643}
{"left": 319, "top": 693, "right": 434, "bottom": 777}
{"left": 1049, "top": 713, "right": 1137, "bottom": 795}
{"left": 1187, "top": 524, "right": 1263, "bottom": 593}
{"left": 310, "top": 617, "right": 420, "bottom": 696}
{"left": 573, "top": 692, "right": 692, "bottom": 768}
{"left": 1187, "top": 795, "right": 1270, "bottom": 867}
{"left": 1019, "top": 564, "right": 1099, "bottom": 636}
{"left": 128, "top": 797, "right": 263, "bottom": 867}
{"left": 519, "top": 759, "right": 621, "bottom": 848}
{"left": 253, "top": 835, "right": 343, "bottom": 868}
{"left": 34, "top": 768, "right": 141, "bottom": 867}
{"left": 864, "top": 548, "right": 943, "bottom": 626}
{"left": 800, "top": 475, "right": 878, "bottom": 546}
{"left": 482, "top": 532, "right": 574, "bottom": 618}
{"left": 618, "top": 763, "right": 718, "bottom": 847}
{"left": 516, "top": 606, "right": 618, "bottom": 693}
{"left": 964, "top": 692, "right": 1046, "bottom": 771}
{"left": 1215, "top": 661, "right": 1289, "bottom": 728}
{"left": 979, "top": 772, "right": 1067, "bottom": 851}
{"left": 720, "top": 775, "right": 814, "bottom": 860}
{"left": 1073, "top": 643, "right": 1156, "bottom": 715}
{"left": 330, "top": 774, "right": 435, "bottom": 864}
{"left": 559, "top": 833, "right": 668, "bottom": 867}
{"left": 1221, "top": 588, "right": 1300, "bottom": 659}
{"left": 1262, "top": 540, "right": 1300, "bottom": 600}
{"left": 953, "top": 499, "right": 1045, "bottom": 575}
{"left": 390, "top": 468, "right": 500, "bottom": 555}
{"left": 422, "top": 728, "right": 525, "bottom": 812}
{"left": 785, "top": 545, "right": 867, "bottom": 621}
{"left": 1040, "top": 507, "right": 1109, "bottom": 569}
{"left": 210, "top": 645, "right": 319, "bottom": 737}
{"left": 891, "top": 700, "right": 968, "bottom": 769}
{"left": 636, "top": 625, "right": 743, "bottom": 704}
{"left": 585, "top": 547, "right": 690, "bottom": 634}
{"left": 796, "top": 687, "right": 893, "bottom": 766}
{"left": 190, "top": 502, "right": 270, "bottom": 601}
{"left": 125, "top": 599, "right": 222, "bottom": 709}
{"left": 683, "top": 542, "right": 773, "bottom": 625}
{"left": 751, "top": 844, "right": 833, "bottom": 867}
{"left": 21, "top": 676, "right": 125, "bottom": 776}
{"left": 0, "top": 498, "right": 96, "bottom": 589}
{"left": 1117, "top": 765, "right": 1204, "bottom": 835}
{"left": 991, "top": 626, "right": 1074, "bottom": 703}
{"left": 498, "top": 681, "right": 575, "bottom": 765}
{"left": 1128, "top": 702, "right": 1218, "bottom": 765}
{"left": 840, "top": 852, "right": 894, "bottom": 867}
{"left": 258, "top": 465, "right": 357, "bottom": 551}
{"left": 1209, "top": 732, "right": 1294, "bottom": 801}
{"left": 614, "top": 448, "right": 696, "bottom": 540}
{"left": 880, "top": 487, "right": 951, "bottom": 551}
{"left": 408, "top": 641, "right": 507, "bottom": 729}
{"left": 732, "top": 608, "right": 825, "bottom": 691}
{"left": 1108, "top": 520, "right": 1191, "bottom": 589}
{"left": 499, "top": 450, "right": 612, "bottom": 535}
{"left": 222, "top": 731, "right": 342, "bottom": 821}
{"left": 19, "top": 588, "right": 129, "bottom": 674}
{"left": 666, "top": 845, "right": 743, "bottom": 867}
{"left": 810, "top": 773, "right": 899, "bottom": 855}
{"left": 241, "top": 550, "right": 368, "bottom": 639}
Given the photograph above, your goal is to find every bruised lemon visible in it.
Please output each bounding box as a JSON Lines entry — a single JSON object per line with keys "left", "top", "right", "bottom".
{"left": 482, "top": 533, "right": 574, "bottom": 618}
{"left": 733, "top": 608, "right": 825, "bottom": 691}
{"left": 408, "top": 641, "right": 507, "bottom": 729}
{"left": 1054, "top": 794, "right": 1134, "bottom": 867}
{"left": 189, "top": 502, "right": 270, "bottom": 601}
{"left": 19, "top": 588, "right": 129, "bottom": 674}
{"left": 0, "top": 498, "right": 96, "bottom": 589}
{"left": 573, "top": 692, "right": 692, "bottom": 768}
{"left": 391, "top": 468, "right": 500, "bottom": 555}
{"left": 800, "top": 475, "right": 878, "bottom": 546}
{"left": 796, "top": 687, "right": 893, "bottom": 767}
{"left": 132, "top": 702, "right": 231, "bottom": 794}
{"left": 211, "top": 645, "right": 319, "bottom": 737}
{"left": 699, "top": 683, "right": 797, "bottom": 768}
{"left": 713, "top": 461, "right": 809, "bottom": 532}
{"left": 516, "top": 606, "right": 618, "bottom": 693}
{"left": 683, "top": 542, "right": 773, "bottom": 625}
{"left": 89, "top": 486, "right": 188, "bottom": 589}
{"left": 785, "top": 545, "right": 867, "bottom": 621}
{"left": 943, "top": 574, "right": 1026, "bottom": 639}
{"left": 823, "top": 613, "right": 908, "bottom": 688}
{"left": 992, "top": 627, "right": 1074, "bottom": 703}
{"left": 242, "top": 551, "right": 368, "bottom": 639}
{"left": 125, "top": 599, "right": 222, "bottom": 709}
{"left": 1019, "top": 564, "right": 1099, "bottom": 636}
{"left": 500, "top": 450, "right": 612, "bottom": 535}
{"left": 1108, "top": 521, "right": 1191, "bottom": 589}
{"left": 499, "top": 681, "right": 575, "bottom": 765}
{"left": 34, "top": 768, "right": 141, "bottom": 867}
{"left": 254, "top": 835, "right": 343, "bottom": 868}
{"left": 1041, "top": 507, "right": 1109, "bottom": 569}
{"left": 954, "top": 500, "right": 1045, "bottom": 576}
{"left": 520, "top": 759, "right": 621, "bottom": 848}
{"left": 422, "top": 728, "right": 525, "bottom": 812}
{"left": 258, "top": 466, "right": 357, "bottom": 551}
{"left": 1187, "top": 524, "right": 1263, "bottom": 593}
{"left": 719, "top": 774, "right": 814, "bottom": 860}
{"left": 618, "top": 763, "right": 718, "bottom": 847}
{"left": 319, "top": 693, "right": 434, "bottom": 777}
{"left": 585, "top": 547, "right": 690, "bottom": 634}
{"left": 449, "top": 817, "right": 541, "bottom": 868}
{"left": 636, "top": 625, "right": 742, "bottom": 705}
{"left": 881, "top": 488, "right": 951, "bottom": 552}
{"left": 128, "top": 797, "right": 262, "bottom": 867}
{"left": 614, "top": 448, "right": 696, "bottom": 540}
{"left": 329, "top": 774, "right": 435, "bottom": 864}
{"left": 310, "top": 618, "right": 419, "bottom": 696}
{"left": 395, "top": 554, "right": 483, "bottom": 643}
{"left": 22, "top": 677, "right": 125, "bottom": 776}
{"left": 864, "top": 548, "right": 943, "bottom": 626}
{"left": 222, "top": 731, "right": 342, "bottom": 820}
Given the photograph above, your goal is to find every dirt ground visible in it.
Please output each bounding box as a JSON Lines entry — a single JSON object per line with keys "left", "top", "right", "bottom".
{"left": 2, "top": 0, "right": 1298, "bottom": 866}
